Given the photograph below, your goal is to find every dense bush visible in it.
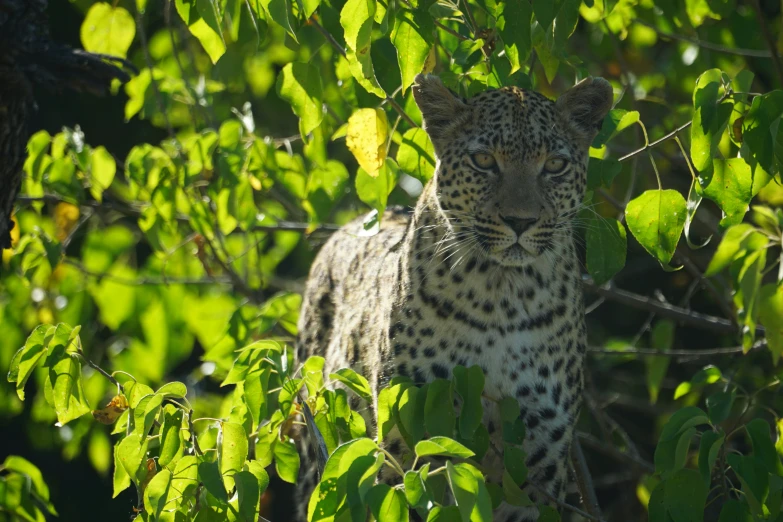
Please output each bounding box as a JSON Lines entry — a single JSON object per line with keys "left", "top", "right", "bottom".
{"left": 3, "top": 0, "right": 783, "bottom": 521}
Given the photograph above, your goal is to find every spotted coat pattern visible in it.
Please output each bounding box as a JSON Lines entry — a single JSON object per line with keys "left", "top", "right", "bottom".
{"left": 295, "top": 75, "right": 613, "bottom": 521}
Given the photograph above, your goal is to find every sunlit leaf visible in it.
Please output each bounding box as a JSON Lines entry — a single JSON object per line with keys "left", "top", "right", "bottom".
{"left": 80, "top": 3, "right": 135, "bottom": 59}
{"left": 625, "top": 189, "right": 687, "bottom": 267}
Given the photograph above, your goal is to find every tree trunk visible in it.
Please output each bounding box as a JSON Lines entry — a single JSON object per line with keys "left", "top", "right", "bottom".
{"left": 0, "top": 0, "right": 132, "bottom": 249}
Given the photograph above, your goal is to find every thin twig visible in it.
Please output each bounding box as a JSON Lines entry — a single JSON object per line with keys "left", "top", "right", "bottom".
{"left": 588, "top": 340, "right": 766, "bottom": 357}
{"left": 434, "top": 20, "right": 469, "bottom": 42}
{"left": 748, "top": 0, "right": 783, "bottom": 85}
{"left": 64, "top": 258, "right": 231, "bottom": 286}
{"left": 17, "top": 194, "right": 341, "bottom": 234}
{"left": 582, "top": 278, "right": 757, "bottom": 335}
{"left": 618, "top": 120, "right": 693, "bottom": 162}
{"left": 634, "top": 19, "right": 774, "bottom": 58}
{"left": 77, "top": 349, "right": 123, "bottom": 393}
{"left": 577, "top": 432, "right": 655, "bottom": 474}
{"left": 570, "top": 438, "right": 604, "bottom": 521}
{"left": 527, "top": 481, "right": 603, "bottom": 521}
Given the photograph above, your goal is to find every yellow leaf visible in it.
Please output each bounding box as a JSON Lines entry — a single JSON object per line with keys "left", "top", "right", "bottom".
{"left": 92, "top": 394, "right": 129, "bottom": 425}
{"left": 54, "top": 202, "right": 80, "bottom": 242}
{"left": 346, "top": 108, "right": 389, "bottom": 177}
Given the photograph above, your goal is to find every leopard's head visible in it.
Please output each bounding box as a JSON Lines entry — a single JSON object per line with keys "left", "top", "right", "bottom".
{"left": 412, "top": 74, "right": 613, "bottom": 268}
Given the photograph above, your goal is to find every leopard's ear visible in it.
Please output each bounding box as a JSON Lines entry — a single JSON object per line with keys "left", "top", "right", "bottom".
{"left": 412, "top": 74, "right": 470, "bottom": 154}
{"left": 556, "top": 77, "right": 614, "bottom": 145}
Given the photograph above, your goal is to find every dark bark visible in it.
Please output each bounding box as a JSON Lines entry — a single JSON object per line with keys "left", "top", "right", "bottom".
{"left": 0, "top": 0, "right": 133, "bottom": 249}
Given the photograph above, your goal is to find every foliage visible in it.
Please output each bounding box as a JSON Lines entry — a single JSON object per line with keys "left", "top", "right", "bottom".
{"left": 3, "top": 0, "right": 783, "bottom": 520}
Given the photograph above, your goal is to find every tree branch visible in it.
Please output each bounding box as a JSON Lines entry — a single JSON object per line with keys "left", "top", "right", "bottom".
{"left": 17, "top": 194, "right": 341, "bottom": 234}
{"left": 588, "top": 340, "right": 766, "bottom": 358}
{"left": 582, "top": 278, "right": 755, "bottom": 335}
{"left": 577, "top": 432, "right": 655, "bottom": 474}
{"left": 634, "top": 19, "right": 774, "bottom": 58}
{"left": 748, "top": 0, "right": 783, "bottom": 85}
{"left": 570, "top": 439, "right": 604, "bottom": 521}
{"left": 527, "top": 481, "right": 604, "bottom": 522}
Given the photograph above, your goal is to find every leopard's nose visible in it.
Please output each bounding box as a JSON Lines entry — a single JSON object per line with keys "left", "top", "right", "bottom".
{"left": 500, "top": 215, "right": 537, "bottom": 235}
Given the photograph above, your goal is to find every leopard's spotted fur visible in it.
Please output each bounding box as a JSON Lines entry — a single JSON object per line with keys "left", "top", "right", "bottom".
{"left": 295, "top": 75, "right": 613, "bottom": 521}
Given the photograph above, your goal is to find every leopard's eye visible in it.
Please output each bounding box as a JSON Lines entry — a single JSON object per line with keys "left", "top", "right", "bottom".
{"left": 470, "top": 152, "right": 497, "bottom": 170}
{"left": 544, "top": 157, "right": 568, "bottom": 175}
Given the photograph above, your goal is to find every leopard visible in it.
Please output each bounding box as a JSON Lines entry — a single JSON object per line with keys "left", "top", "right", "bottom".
{"left": 294, "top": 74, "right": 613, "bottom": 521}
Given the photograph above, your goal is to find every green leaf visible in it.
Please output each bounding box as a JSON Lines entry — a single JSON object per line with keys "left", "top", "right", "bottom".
{"left": 728, "top": 453, "right": 769, "bottom": 516}
{"left": 276, "top": 63, "right": 324, "bottom": 138}
{"left": 415, "top": 437, "right": 475, "bottom": 459}
{"left": 157, "top": 381, "right": 188, "bottom": 399}
{"left": 356, "top": 159, "right": 399, "bottom": 217}
{"left": 133, "top": 393, "right": 164, "bottom": 437}
{"left": 654, "top": 468, "right": 708, "bottom": 522}
{"left": 425, "top": 379, "right": 456, "bottom": 437}
{"left": 397, "top": 385, "right": 426, "bottom": 447}
{"left": 740, "top": 91, "right": 783, "bottom": 187}
{"left": 47, "top": 349, "right": 91, "bottom": 425}
{"left": 404, "top": 466, "right": 430, "bottom": 509}
{"left": 273, "top": 438, "right": 300, "bottom": 484}
{"left": 427, "top": 506, "right": 463, "bottom": 521}
{"left": 717, "top": 500, "right": 753, "bottom": 522}
{"left": 706, "top": 390, "right": 735, "bottom": 425}
{"left": 175, "top": 0, "right": 226, "bottom": 63}
{"left": 453, "top": 365, "right": 484, "bottom": 440}
{"left": 306, "top": 161, "right": 350, "bottom": 224}
{"left": 587, "top": 157, "right": 622, "bottom": 190}
{"left": 3, "top": 456, "right": 55, "bottom": 514}
{"left": 593, "top": 109, "right": 640, "bottom": 148}
{"left": 698, "top": 159, "right": 752, "bottom": 226}
{"left": 80, "top": 3, "right": 135, "bottom": 59}
{"left": 218, "top": 422, "right": 248, "bottom": 491}
{"left": 341, "top": 0, "right": 385, "bottom": 98}
{"left": 698, "top": 430, "right": 724, "bottom": 486}
{"left": 646, "top": 320, "right": 674, "bottom": 404}
{"left": 257, "top": 0, "right": 297, "bottom": 41}
{"left": 397, "top": 128, "right": 436, "bottom": 183}
{"left": 660, "top": 407, "right": 710, "bottom": 441}
{"left": 586, "top": 215, "right": 627, "bottom": 285}
{"left": 391, "top": 9, "right": 432, "bottom": 94}
{"left": 171, "top": 456, "right": 199, "bottom": 500}
{"left": 655, "top": 407, "right": 710, "bottom": 476}
{"left": 89, "top": 146, "right": 116, "bottom": 202}
{"left": 502, "top": 470, "right": 532, "bottom": 506}
{"left": 759, "top": 284, "right": 783, "bottom": 364}
{"left": 625, "top": 189, "right": 687, "bottom": 267}
{"left": 113, "top": 442, "right": 131, "bottom": 498}
{"left": 366, "top": 484, "right": 409, "bottom": 522}
{"left": 533, "top": 0, "right": 560, "bottom": 29}
{"left": 496, "top": 0, "right": 532, "bottom": 73}
{"left": 347, "top": 452, "right": 384, "bottom": 506}
{"left": 233, "top": 470, "right": 261, "bottom": 522}
{"left": 330, "top": 368, "right": 373, "bottom": 402}
{"left": 117, "top": 432, "right": 148, "bottom": 482}
{"left": 159, "top": 408, "right": 184, "bottom": 467}
{"left": 691, "top": 69, "right": 732, "bottom": 174}
{"left": 144, "top": 468, "right": 172, "bottom": 518}
{"left": 10, "top": 325, "right": 52, "bottom": 400}
{"left": 504, "top": 446, "right": 528, "bottom": 486}
{"left": 446, "top": 462, "right": 493, "bottom": 522}
{"left": 377, "top": 383, "right": 410, "bottom": 443}
{"left": 303, "top": 356, "right": 325, "bottom": 397}
{"left": 198, "top": 459, "right": 228, "bottom": 503}
{"left": 746, "top": 418, "right": 783, "bottom": 476}
{"left": 705, "top": 224, "right": 761, "bottom": 276}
